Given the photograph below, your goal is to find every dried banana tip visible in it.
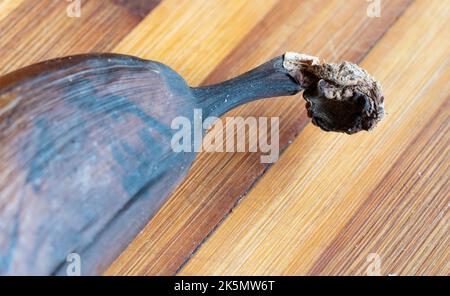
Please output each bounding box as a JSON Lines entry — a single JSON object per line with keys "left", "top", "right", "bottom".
{"left": 283, "top": 52, "right": 385, "bottom": 134}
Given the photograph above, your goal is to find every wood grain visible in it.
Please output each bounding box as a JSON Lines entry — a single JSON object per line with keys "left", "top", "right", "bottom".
{"left": 0, "top": 0, "right": 146, "bottom": 111}
{"left": 180, "top": 0, "right": 450, "bottom": 275}
{"left": 0, "top": 0, "right": 24, "bottom": 23}
{"left": 0, "top": 0, "right": 162, "bottom": 275}
{"left": 0, "top": 0, "right": 149, "bottom": 75}
{"left": 111, "top": 0, "right": 161, "bottom": 18}
{"left": 0, "top": 0, "right": 448, "bottom": 275}
{"left": 106, "top": 0, "right": 415, "bottom": 275}
{"left": 113, "top": 0, "right": 279, "bottom": 85}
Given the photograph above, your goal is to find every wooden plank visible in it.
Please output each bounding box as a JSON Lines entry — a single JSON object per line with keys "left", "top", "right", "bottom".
{"left": 0, "top": 0, "right": 24, "bottom": 22}
{"left": 0, "top": 0, "right": 149, "bottom": 75}
{"left": 106, "top": 0, "right": 412, "bottom": 275}
{"left": 111, "top": 0, "right": 161, "bottom": 18}
{"left": 179, "top": 0, "right": 449, "bottom": 275}
{"left": 2, "top": 0, "right": 445, "bottom": 276}
{"left": 0, "top": 0, "right": 280, "bottom": 275}
{"left": 103, "top": 0, "right": 284, "bottom": 275}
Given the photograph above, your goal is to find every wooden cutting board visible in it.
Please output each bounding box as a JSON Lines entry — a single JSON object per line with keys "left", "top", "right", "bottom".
{"left": 0, "top": 0, "right": 448, "bottom": 275}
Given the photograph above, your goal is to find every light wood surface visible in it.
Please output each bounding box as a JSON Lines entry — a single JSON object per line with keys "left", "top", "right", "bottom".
{"left": 0, "top": 0, "right": 448, "bottom": 275}
{"left": 180, "top": 0, "right": 450, "bottom": 275}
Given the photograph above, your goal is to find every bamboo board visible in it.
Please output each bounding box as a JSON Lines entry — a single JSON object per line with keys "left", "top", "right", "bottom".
{"left": 0, "top": 0, "right": 448, "bottom": 275}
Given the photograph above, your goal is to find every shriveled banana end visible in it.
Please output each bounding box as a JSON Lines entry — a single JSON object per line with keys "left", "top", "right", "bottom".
{"left": 283, "top": 52, "right": 385, "bottom": 134}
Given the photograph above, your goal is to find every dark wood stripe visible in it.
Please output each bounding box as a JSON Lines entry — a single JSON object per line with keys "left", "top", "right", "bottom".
{"left": 110, "top": 0, "right": 161, "bottom": 18}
